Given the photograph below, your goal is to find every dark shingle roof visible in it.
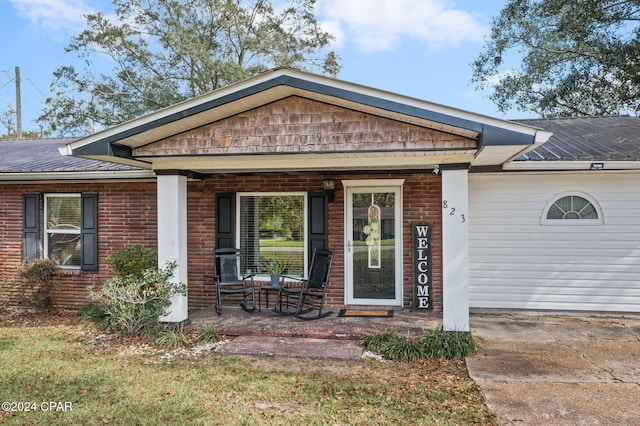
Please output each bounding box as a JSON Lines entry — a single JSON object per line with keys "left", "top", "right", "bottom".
{"left": 0, "top": 138, "right": 140, "bottom": 173}
{"left": 514, "top": 116, "right": 640, "bottom": 161}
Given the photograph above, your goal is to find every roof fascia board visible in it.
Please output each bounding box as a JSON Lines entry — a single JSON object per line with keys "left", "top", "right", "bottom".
{"left": 0, "top": 170, "right": 156, "bottom": 181}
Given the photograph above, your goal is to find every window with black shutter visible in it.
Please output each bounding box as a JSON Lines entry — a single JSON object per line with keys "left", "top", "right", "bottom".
{"left": 23, "top": 193, "right": 98, "bottom": 270}
{"left": 216, "top": 191, "right": 328, "bottom": 278}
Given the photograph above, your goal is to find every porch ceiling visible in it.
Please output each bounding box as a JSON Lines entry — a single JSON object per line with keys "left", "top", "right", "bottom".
{"left": 149, "top": 150, "right": 477, "bottom": 174}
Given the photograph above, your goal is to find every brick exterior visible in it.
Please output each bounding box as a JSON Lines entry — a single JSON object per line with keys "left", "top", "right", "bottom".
{"left": 1, "top": 173, "right": 442, "bottom": 318}
{"left": 188, "top": 172, "right": 443, "bottom": 318}
{"left": 0, "top": 181, "right": 157, "bottom": 308}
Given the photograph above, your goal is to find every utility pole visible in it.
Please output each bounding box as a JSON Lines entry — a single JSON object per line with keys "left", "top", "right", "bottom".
{"left": 15, "top": 66, "right": 22, "bottom": 139}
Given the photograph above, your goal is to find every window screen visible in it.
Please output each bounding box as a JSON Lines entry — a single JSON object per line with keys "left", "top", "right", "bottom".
{"left": 239, "top": 194, "right": 306, "bottom": 277}
{"left": 45, "top": 194, "right": 81, "bottom": 267}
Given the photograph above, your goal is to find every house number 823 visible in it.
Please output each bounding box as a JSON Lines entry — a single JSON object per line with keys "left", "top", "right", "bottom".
{"left": 442, "top": 200, "right": 466, "bottom": 223}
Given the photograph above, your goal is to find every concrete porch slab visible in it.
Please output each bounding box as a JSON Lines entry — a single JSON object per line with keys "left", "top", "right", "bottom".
{"left": 189, "top": 306, "right": 441, "bottom": 340}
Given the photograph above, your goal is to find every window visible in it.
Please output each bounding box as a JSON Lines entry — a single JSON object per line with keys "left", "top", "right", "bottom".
{"left": 45, "top": 194, "right": 81, "bottom": 267}
{"left": 542, "top": 192, "right": 603, "bottom": 225}
{"left": 238, "top": 193, "right": 307, "bottom": 277}
{"left": 23, "top": 193, "right": 98, "bottom": 270}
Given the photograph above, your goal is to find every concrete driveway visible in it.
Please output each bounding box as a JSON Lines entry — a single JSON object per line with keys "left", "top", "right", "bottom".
{"left": 467, "top": 314, "right": 640, "bottom": 425}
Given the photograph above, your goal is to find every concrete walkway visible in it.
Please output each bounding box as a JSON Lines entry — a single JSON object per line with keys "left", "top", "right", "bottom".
{"left": 467, "top": 314, "right": 640, "bottom": 425}
{"left": 218, "top": 335, "right": 364, "bottom": 360}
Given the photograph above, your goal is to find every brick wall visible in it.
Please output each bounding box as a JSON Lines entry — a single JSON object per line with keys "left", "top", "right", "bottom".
{"left": 2, "top": 172, "right": 442, "bottom": 318}
{"left": 0, "top": 181, "right": 157, "bottom": 308}
{"left": 188, "top": 172, "right": 443, "bottom": 317}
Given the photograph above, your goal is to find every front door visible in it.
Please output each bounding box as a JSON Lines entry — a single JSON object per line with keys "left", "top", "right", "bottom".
{"left": 345, "top": 181, "right": 403, "bottom": 306}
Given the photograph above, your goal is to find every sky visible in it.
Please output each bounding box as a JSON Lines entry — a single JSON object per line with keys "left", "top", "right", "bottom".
{"left": 0, "top": 0, "right": 533, "bottom": 134}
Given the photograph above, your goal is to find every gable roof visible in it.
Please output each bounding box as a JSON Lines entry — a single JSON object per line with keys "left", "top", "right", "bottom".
{"left": 5, "top": 117, "right": 639, "bottom": 178}
{"left": 61, "top": 68, "right": 551, "bottom": 171}
{"left": 505, "top": 116, "right": 640, "bottom": 171}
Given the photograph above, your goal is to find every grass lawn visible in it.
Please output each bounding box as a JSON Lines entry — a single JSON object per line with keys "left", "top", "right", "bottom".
{"left": 0, "top": 310, "right": 496, "bottom": 425}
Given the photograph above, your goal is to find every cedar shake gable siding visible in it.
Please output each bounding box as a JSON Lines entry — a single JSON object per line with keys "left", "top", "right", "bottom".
{"left": 133, "top": 97, "right": 476, "bottom": 157}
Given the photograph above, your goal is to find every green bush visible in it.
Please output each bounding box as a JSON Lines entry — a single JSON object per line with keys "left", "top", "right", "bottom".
{"left": 417, "top": 329, "right": 477, "bottom": 360}
{"left": 361, "top": 329, "right": 477, "bottom": 361}
{"left": 78, "top": 304, "right": 111, "bottom": 330}
{"left": 150, "top": 324, "right": 191, "bottom": 349}
{"left": 384, "top": 335, "right": 427, "bottom": 361}
{"left": 88, "top": 261, "right": 185, "bottom": 335}
{"left": 193, "top": 326, "right": 223, "bottom": 344}
{"left": 16, "top": 258, "right": 59, "bottom": 312}
{"left": 106, "top": 246, "right": 158, "bottom": 279}
{"left": 360, "top": 331, "right": 397, "bottom": 354}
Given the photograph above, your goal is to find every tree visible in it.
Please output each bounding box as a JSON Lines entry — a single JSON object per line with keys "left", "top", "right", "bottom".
{"left": 39, "top": 0, "right": 340, "bottom": 136}
{"left": 0, "top": 103, "right": 17, "bottom": 136}
{"left": 0, "top": 102, "right": 49, "bottom": 139}
{"left": 472, "top": 0, "right": 640, "bottom": 117}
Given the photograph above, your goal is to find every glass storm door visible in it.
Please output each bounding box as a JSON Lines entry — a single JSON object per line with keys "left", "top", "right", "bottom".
{"left": 345, "top": 184, "right": 402, "bottom": 306}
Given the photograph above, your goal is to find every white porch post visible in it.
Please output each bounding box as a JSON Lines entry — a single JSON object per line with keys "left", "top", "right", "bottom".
{"left": 157, "top": 174, "right": 188, "bottom": 323}
{"left": 441, "top": 168, "right": 470, "bottom": 331}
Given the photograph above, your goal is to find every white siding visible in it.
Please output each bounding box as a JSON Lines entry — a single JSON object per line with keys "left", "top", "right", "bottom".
{"left": 469, "top": 172, "right": 640, "bottom": 313}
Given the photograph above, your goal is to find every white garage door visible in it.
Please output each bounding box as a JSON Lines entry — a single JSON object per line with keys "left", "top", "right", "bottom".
{"left": 469, "top": 173, "right": 640, "bottom": 313}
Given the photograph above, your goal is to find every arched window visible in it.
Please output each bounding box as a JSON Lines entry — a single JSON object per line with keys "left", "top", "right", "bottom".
{"left": 542, "top": 192, "right": 603, "bottom": 225}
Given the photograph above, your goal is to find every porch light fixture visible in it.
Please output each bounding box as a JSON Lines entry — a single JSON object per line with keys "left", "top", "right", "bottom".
{"left": 323, "top": 177, "right": 336, "bottom": 202}
{"left": 590, "top": 162, "right": 604, "bottom": 170}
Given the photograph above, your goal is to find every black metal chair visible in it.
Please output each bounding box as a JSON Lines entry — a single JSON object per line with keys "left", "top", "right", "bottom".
{"left": 213, "top": 248, "right": 256, "bottom": 315}
{"left": 274, "top": 249, "right": 334, "bottom": 320}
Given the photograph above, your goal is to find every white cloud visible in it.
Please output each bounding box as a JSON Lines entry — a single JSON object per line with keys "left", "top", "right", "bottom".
{"left": 485, "top": 69, "right": 520, "bottom": 87}
{"left": 317, "top": 0, "right": 487, "bottom": 52}
{"left": 9, "top": 0, "right": 92, "bottom": 34}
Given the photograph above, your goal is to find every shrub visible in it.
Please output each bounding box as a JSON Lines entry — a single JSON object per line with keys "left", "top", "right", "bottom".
{"left": 361, "top": 329, "right": 477, "bottom": 361}
{"left": 16, "top": 258, "right": 58, "bottom": 312}
{"left": 382, "top": 334, "right": 427, "bottom": 362}
{"left": 78, "top": 304, "right": 111, "bottom": 330}
{"left": 417, "top": 329, "right": 477, "bottom": 360}
{"left": 88, "top": 261, "right": 185, "bottom": 335}
{"left": 193, "top": 326, "right": 223, "bottom": 344}
{"left": 106, "top": 246, "right": 158, "bottom": 280}
{"left": 360, "top": 331, "right": 397, "bottom": 354}
{"left": 152, "top": 326, "right": 191, "bottom": 349}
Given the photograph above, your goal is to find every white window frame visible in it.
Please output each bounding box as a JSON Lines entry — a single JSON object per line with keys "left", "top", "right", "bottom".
{"left": 236, "top": 192, "right": 309, "bottom": 278}
{"left": 44, "top": 193, "right": 82, "bottom": 269}
{"left": 541, "top": 191, "right": 604, "bottom": 225}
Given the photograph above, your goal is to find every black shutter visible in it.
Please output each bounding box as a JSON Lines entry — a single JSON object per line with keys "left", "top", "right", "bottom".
{"left": 216, "top": 192, "right": 236, "bottom": 249}
{"left": 23, "top": 194, "right": 40, "bottom": 262}
{"left": 308, "top": 192, "right": 329, "bottom": 266}
{"left": 81, "top": 193, "right": 98, "bottom": 271}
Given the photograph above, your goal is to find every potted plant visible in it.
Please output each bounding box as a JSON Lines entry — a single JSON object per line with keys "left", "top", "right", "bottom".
{"left": 264, "top": 258, "right": 288, "bottom": 286}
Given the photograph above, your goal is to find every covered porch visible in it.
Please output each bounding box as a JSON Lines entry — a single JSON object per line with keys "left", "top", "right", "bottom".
{"left": 61, "top": 68, "right": 551, "bottom": 332}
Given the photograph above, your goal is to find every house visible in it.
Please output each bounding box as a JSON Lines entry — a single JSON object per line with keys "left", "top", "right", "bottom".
{"left": 3, "top": 68, "right": 637, "bottom": 330}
